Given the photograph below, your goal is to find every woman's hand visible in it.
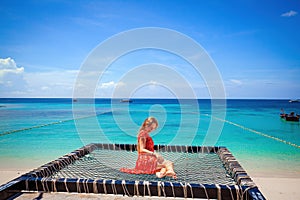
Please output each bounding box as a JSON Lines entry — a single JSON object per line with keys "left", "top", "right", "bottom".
{"left": 154, "top": 152, "right": 164, "bottom": 163}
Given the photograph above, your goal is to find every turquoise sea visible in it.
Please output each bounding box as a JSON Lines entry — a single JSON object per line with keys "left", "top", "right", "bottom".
{"left": 0, "top": 98, "right": 299, "bottom": 177}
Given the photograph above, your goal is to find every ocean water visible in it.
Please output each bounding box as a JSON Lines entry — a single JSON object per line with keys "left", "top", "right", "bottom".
{"left": 0, "top": 98, "right": 299, "bottom": 176}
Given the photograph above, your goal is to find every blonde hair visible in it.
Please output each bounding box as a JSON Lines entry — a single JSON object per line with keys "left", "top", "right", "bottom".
{"left": 137, "top": 117, "right": 158, "bottom": 153}
{"left": 139, "top": 117, "right": 158, "bottom": 132}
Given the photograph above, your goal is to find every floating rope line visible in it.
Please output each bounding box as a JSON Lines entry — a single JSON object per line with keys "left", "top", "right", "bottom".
{"left": 0, "top": 120, "right": 69, "bottom": 137}
{"left": 0, "top": 110, "right": 112, "bottom": 137}
{"left": 204, "top": 114, "right": 300, "bottom": 149}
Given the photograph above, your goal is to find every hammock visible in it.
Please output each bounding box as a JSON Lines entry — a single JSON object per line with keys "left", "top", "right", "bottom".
{"left": 0, "top": 143, "right": 265, "bottom": 200}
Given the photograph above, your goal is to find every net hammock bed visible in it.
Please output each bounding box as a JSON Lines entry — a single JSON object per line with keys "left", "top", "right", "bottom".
{"left": 0, "top": 143, "right": 265, "bottom": 200}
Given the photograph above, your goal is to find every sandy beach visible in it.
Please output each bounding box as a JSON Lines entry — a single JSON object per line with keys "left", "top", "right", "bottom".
{"left": 252, "top": 177, "right": 300, "bottom": 200}
{"left": 1, "top": 167, "right": 300, "bottom": 200}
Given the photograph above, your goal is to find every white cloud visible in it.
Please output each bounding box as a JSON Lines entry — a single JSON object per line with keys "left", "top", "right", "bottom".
{"left": 0, "top": 57, "right": 22, "bottom": 71}
{"left": 149, "top": 80, "right": 158, "bottom": 85}
{"left": 0, "top": 57, "right": 24, "bottom": 84}
{"left": 99, "top": 81, "right": 116, "bottom": 89}
{"left": 96, "top": 81, "right": 128, "bottom": 97}
{"left": 281, "top": 10, "right": 298, "bottom": 17}
{"left": 229, "top": 79, "right": 242, "bottom": 85}
{"left": 0, "top": 58, "right": 27, "bottom": 96}
{"left": 41, "top": 86, "right": 50, "bottom": 91}
{"left": 23, "top": 70, "right": 78, "bottom": 97}
{"left": 98, "top": 81, "right": 127, "bottom": 90}
{"left": 0, "top": 57, "right": 79, "bottom": 97}
{"left": 116, "top": 81, "right": 126, "bottom": 88}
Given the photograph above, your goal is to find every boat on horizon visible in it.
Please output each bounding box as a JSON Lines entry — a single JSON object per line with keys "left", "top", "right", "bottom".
{"left": 120, "top": 99, "right": 133, "bottom": 103}
{"left": 280, "top": 112, "right": 300, "bottom": 122}
{"left": 289, "top": 99, "right": 299, "bottom": 103}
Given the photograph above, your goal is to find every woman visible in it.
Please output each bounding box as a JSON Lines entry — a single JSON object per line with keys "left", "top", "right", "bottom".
{"left": 120, "top": 117, "right": 176, "bottom": 179}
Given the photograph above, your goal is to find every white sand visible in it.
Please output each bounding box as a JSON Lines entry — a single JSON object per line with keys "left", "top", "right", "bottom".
{"left": 0, "top": 170, "right": 31, "bottom": 185}
{"left": 252, "top": 176, "right": 300, "bottom": 200}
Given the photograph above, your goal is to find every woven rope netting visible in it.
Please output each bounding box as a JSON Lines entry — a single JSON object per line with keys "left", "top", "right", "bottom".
{"left": 49, "top": 149, "right": 236, "bottom": 185}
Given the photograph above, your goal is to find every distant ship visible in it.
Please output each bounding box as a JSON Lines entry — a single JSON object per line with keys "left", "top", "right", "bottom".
{"left": 280, "top": 114, "right": 299, "bottom": 122}
{"left": 120, "top": 99, "right": 133, "bottom": 103}
{"left": 289, "top": 99, "right": 299, "bottom": 103}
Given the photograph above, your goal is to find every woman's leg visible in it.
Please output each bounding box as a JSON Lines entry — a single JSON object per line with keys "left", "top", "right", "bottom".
{"left": 156, "top": 167, "right": 167, "bottom": 178}
{"left": 163, "top": 160, "right": 177, "bottom": 179}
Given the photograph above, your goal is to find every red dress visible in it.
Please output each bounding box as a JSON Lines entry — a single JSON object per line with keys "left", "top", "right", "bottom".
{"left": 120, "top": 131, "right": 158, "bottom": 174}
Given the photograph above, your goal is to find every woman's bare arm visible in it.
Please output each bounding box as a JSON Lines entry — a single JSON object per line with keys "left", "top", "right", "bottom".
{"left": 138, "top": 137, "right": 154, "bottom": 154}
{"left": 138, "top": 137, "right": 163, "bottom": 162}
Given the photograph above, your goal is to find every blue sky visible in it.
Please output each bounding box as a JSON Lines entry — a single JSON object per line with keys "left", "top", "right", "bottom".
{"left": 0, "top": 0, "right": 299, "bottom": 99}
